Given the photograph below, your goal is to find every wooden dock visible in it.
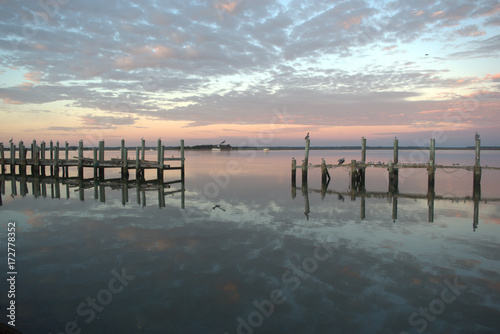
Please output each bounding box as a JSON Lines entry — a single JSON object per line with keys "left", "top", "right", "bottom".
{"left": 0, "top": 138, "right": 185, "bottom": 181}
{"left": 292, "top": 135, "right": 497, "bottom": 194}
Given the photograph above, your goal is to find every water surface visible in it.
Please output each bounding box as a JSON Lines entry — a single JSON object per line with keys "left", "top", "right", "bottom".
{"left": 1, "top": 149, "right": 499, "bottom": 334}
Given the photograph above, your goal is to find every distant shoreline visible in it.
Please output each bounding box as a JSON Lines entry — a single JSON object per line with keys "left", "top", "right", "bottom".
{"left": 29, "top": 146, "right": 499, "bottom": 151}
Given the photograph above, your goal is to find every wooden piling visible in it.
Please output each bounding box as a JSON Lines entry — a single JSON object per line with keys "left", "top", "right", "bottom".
{"left": 361, "top": 137, "right": 366, "bottom": 162}
{"left": 10, "top": 142, "right": 15, "bottom": 174}
{"left": 78, "top": 140, "right": 84, "bottom": 178}
{"left": 93, "top": 148, "right": 98, "bottom": 179}
{"left": 141, "top": 138, "right": 145, "bottom": 161}
{"left": 393, "top": 137, "right": 399, "bottom": 165}
{"left": 64, "top": 141, "right": 69, "bottom": 177}
{"left": 54, "top": 141, "right": 60, "bottom": 177}
{"left": 157, "top": 141, "right": 164, "bottom": 180}
{"left": 301, "top": 160, "right": 307, "bottom": 185}
{"left": 304, "top": 138, "right": 310, "bottom": 166}
{"left": 123, "top": 147, "right": 129, "bottom": 180}
{"left": 428, "top": 138, "right": 436, "bottom": 192}
{"left": 135, "top": 146, "right": 140, "bottom": 179}
{"left": 321, "top": 159, "right": 330, "bottom": 187}
{"left": 19, "top": 141, "right": 26, "bottom": 175}
{"left": 474, "top": 137, "right": 481, "bottom": 190}
{"left": 180, "top": 139, "right": 185, "bottom": 181}
{"left": 157, "top": 138, "right": 162, "bottom": 165}
{"left": 99, "top": 140, "right": 105, "bottom": 179}
{"left": 49, "top": 140, "right": 54, "bottom": 175}
{"left": 120, "top": 138, "right": 125, "bottom": 178}
{"left": 32, "top": 139, "right": 36, "bottom": 160}
{"left": 40, "top": 141, "right": 46, "bottom": 176}
{"left": 350, "top": 159, "right": 357, "bottom": 188}
{"left": 33, "top": 146, "right": 39, "bottom": 176}
{"left": 291, "top": 157, "right": 296, "bottom": 185}
{"left": 0, "top": 143, "right": 4, "bottom": 174}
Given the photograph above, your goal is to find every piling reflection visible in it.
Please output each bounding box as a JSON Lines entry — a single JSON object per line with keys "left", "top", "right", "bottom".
{"left": 292, "top": 178, "right": 490, "bottom": 231}
{"left": 0, "top": 174, "right": 185, "bottom": 209}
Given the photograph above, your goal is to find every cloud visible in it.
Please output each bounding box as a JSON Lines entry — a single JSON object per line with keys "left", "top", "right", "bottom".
{"left": 0, "top": 0, "right": 499, "bottom": 143}
{"left": 79, "top": 115, "right": 138, "bottom": 128}
{"left": 455, "top": 24, "right": 486, "bottom": 37}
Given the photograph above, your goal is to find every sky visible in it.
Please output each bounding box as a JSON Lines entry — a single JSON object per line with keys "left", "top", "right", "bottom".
{"left": 0, "top": 0, "right": 499, "bottom": 147}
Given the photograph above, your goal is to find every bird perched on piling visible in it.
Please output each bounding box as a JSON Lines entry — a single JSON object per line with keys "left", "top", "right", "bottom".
{"left": 338, "top": 157, "right": 345, "bottom": 165}
{"left": 475, "top": 132, "right": 480, "bottom": 141}
{"left": 305, "top": 132, "right": 309, "bottom": 140}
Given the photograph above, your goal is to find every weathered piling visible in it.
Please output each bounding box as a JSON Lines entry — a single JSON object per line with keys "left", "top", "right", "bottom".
{"left": 78, "top": 140, "right": 84, "bottom": 178}
{"left": 291, "top": 157, "right": 296, "bottom": 184}
{"left": 321, "top": 158, "right": 330, "bottom": 187}
{"left": 19, "top": 141, "right": 26, "bottom": 175}
{"left": 49, "top": 140, "right": 54, "bottom": 175}
{"left": 474, "top": 137, "right": 481, "bottom": 190}
{"left": 64, "top": 141, "right": 69, "bottom": 177}
{"left": 350, "top": 159, "right": 357, "bottom": 189}
{"left": 99, "top": 140, "right": 105, "bottom": 179}
{"left": 304, "top": 138, "right": 310, "bottom": 166}
{"left": 141, "top": 138, "right": 146, "bottom": 161}
{"left": 135, "top": 147, "right": 141, "bottom": 179}
{"left": 54, "top": 141, "right": 60, "bottom": 177}
{"left": 180, "top": 139, "right": 185, "bottom": 181}
{"left": 40, "top": 141, "right": 46, "bottom": 176}
{"left": 428, "top": 138, "right": 436, "bottom": 192}
{"left": 361, "top": 137, "right": 366, "bottom": 162}
{"left": 10, "top": 142, "right": 15, "bottom": 174}
{"left": 123, "top": 147, "right": 129, "bottom": 179}
{"left": 302, "top": 138, "right": 310, "bottom": 185}
{"left": 0, "top": 143, "right": 4, "bottom": 174}
{"left": 93, "top": 148, "right": 98, "bottom": 179}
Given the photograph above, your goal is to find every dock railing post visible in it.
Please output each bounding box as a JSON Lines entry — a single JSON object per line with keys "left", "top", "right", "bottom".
{"left": 19, "top": 141, "right": 26, "bottom": 175}
{"left": 1, "top": 143, "right": 5, "bottom": 174}
{"left": 10, "top": 142, "right": 15, "bottom": 174}
{"left": 54, "top": 141, "right": 60, "bottom": 177}
{"left": 40, "top": 141, "right": 46, "bottom": 176}
{"left": 49, "top": 140, "right": 54, "bottom": 175}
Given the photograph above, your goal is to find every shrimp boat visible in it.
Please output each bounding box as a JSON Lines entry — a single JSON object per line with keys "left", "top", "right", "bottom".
{"left": 263, "top": 148, "right": 270, "bottom": 152}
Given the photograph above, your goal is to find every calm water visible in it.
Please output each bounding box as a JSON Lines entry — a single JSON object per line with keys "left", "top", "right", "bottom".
{"left": 1, "top": 149, "right": 500, "bottom": 334}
